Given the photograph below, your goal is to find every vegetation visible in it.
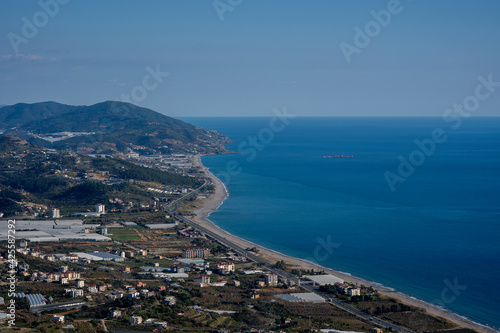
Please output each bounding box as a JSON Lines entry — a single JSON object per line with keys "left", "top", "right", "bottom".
{"left": 91, "top": 157, "right": 202, "bottom": 187}
{"left": 109, "top": 228, "right": 141, "bottom": 241}
{"left": 0, "top": 136, "right": 203, "bottom": 217}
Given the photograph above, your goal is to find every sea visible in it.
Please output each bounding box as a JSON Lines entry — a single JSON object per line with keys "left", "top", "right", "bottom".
{"left": 183, "top": 117, "right": 500, "bottom": 330}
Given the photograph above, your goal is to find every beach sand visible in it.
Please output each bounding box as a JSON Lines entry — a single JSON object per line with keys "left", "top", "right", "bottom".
{"left": 191, "top": 155, "right": 497, "bottom": 333}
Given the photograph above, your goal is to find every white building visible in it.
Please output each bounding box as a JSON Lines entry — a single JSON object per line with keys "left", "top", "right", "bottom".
{"left": 265, "top": 274, "right": 279, "bottom": 286}
{"left": 347, "top": 288, "right": 361, "bottom": 296}
{"left": 195, "top": 275, "right": 211, "bottom": 287}
{"left": 127, "top": 291, "right": 140, "bottom": 299}
{"left": 75, "top": 279, "right": 85, "bottom": 288}
{"left": 215, "top": 262, "right": 235, "bottom": 273}
{"left": 51, "top": 208, "right": 60, "bottom": 219}
{"left": 164, "top": 296, "right": 176, "bottom": 306}
{"left": 130, "top": 315, "right": 143, "bottom": 325}
{"left": 109, "top": 309, "right": 122, "bottom": 318}
{"left": 96, "top": 204, "right": 105, "bottom": 214}
{"left": 65, "top": 289, "right": 84, "bottom": 297}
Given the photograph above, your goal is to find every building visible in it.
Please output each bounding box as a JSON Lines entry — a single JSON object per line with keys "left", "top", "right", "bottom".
{"left": 101, "top": 227, "right": 108, "bottom": 235}
{"left": 88, "top": 285, "right": 98, "bottom": 293}
{"left": 75, "top": 279, "right": 85, "bottom": 288}
{"left": 210, "top": 280, "right": 227, "bottom": 287}
{"left": 124, "top": 251, "right": 134, "bottom": 258}
{"left": 305, "top": 274, "right": 344, "bottom": 286}
{"left": 53, "top": 315, "right": 64, "bottom": 324}
{"left": 59, "top": 277, "right": 69, "bottom": 285}
{"left": 66, "top": 289, "right": 83, "bottom": 297}
{"left": 215, "top": 262, "right": 235, "bottom": 273}
{"left": 334, "top": 282, "right": 350, "bottom": 294}
{"left": 72, "top": 289, "right": 83, "bottom": 297}
{"left": 109, "top": 310, "right": 122, "bottom": 318}
{"left": 58, "top": 266, "right": 68, "bottom": 273}
{"left": 96, "top": 204, "right": 105, "bottom": 214}
{"left": 127, "top": 291, "right": 140, "bottom": 299}
{"left": 51, "top": 208, "right": 60, "bottom": 219}
{"left": 249, "top": 289, "right": 260, "bottom": 299}
{"left": 91, "top": 252, "right": 124, "bottom": 262}
{"left": 144, "top": 318, "right": 156, "bottom": 325}
{"left": 181, "top": 248, "right": 210, "bottom": 259}
{"left": 347, "top": 288, "right": 361, "bottom": 296}
{"left": 130, "top": 315, "right": 143, "bottom": 325}
{"left": 155, "top": 322, "right": 168, "bottom": 328}
{"left": 265, "top": 274, "right": 278, "bottom": 286}
{"left": 196, "top": 275, "right": 211, "bottom": 287}
{"left": 164, "top": 296, "right": 176, "bottom": 305}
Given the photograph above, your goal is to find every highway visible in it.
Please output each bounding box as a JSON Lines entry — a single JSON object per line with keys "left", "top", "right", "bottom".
{"left": 166, "top": 181, "right": 415, "bottom": 333}
{"left": 167, "top": 177, "right": 210, "bottom": 212}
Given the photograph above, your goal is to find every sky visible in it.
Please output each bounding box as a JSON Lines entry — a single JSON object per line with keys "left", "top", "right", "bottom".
{"left": 0, "top": 0, "right": 499, "bottom": 117}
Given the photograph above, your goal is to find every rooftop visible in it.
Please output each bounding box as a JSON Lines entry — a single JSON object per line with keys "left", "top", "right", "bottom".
{"left": 305, "top": 274, "right": 344, "bottom": 286}
{"left": 275, "top": 292, "right": 325, "bottom": 303}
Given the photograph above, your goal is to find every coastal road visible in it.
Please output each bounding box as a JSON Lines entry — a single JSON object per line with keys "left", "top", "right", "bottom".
{"left": 172, "top": 211, "right": 414, "bottom": 333}
{"left": 167, "top": 181, "right": 415, "bottom": 333}
{"left": 166, "top": 177, "right": 210, "bottom": 211}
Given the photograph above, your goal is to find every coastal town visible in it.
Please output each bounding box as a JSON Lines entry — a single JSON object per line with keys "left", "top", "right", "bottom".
{"left": 0, "top": 210, "right": 408, "bottom": 333}
{"left": 0, "top": 138, "right": 492, "bottom": 332}
{"left": 0, "top": 211, "right": 379, "bottom": 332}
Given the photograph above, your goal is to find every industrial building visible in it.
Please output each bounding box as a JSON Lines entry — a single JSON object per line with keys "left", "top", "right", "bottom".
{"left": 0, "top": 220, "right": 110, "bottom": 242}
{"left": 181, "top": 247, "right": 210, "bottom": 259}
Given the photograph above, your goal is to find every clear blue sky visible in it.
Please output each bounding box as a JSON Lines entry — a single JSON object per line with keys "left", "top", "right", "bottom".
{"left": 1, "top": 0, "right": 499, "bottom": 117}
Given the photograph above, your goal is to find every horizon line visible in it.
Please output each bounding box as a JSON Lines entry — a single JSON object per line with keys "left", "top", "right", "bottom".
{"left": 179, "top": 115, "right": 500, "bottom": 118}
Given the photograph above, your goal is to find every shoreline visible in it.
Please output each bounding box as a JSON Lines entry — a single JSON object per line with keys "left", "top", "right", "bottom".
{"left": 191, "top": 155, "right": 497, "bottom": 333}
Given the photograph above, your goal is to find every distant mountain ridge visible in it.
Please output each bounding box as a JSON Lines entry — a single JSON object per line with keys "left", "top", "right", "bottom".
{"left": 0, "top": 101, "right": 230, "bottom": 155}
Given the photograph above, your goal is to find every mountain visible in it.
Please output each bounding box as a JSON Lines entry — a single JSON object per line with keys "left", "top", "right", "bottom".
{"left": 0, "top": 101, "right": 230, "bottom": 154}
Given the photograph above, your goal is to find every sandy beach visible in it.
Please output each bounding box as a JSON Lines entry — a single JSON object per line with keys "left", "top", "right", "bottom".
{"left": 191, "top": 155, "right": 497, "bottom": 333}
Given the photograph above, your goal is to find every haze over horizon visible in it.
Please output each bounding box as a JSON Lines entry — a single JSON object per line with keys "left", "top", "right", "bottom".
{"left": 1, "top": 1, "right": 500, "bottom": 117}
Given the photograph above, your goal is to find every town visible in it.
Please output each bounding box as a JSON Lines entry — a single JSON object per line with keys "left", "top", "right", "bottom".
{"left": 0, "top": 211, "right": 381, "bottom": 332}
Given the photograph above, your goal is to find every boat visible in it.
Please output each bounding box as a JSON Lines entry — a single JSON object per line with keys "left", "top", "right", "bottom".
{"left": 322, "top": 155, "right": 354, "bottom": 158}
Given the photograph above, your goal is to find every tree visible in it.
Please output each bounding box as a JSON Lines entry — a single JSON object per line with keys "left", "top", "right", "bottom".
{"left": 274, "top": 260, "right": 286, "bottom": 270}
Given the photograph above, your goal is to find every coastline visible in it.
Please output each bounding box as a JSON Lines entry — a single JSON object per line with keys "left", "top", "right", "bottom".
{"left": 191, "top": 155, "right": 497, "bottom": 333}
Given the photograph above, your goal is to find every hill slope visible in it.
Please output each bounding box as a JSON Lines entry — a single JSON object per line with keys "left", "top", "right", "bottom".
{"left": 0, "top": 101, "right": 230, "bottom": 154}
{"left": 0, "top": 135, "right": 203, "bottom": 217}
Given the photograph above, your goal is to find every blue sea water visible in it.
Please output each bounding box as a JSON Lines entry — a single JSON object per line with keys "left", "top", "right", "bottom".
{"left": 183, "top": 117, "right": 500, "bottom": 330}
